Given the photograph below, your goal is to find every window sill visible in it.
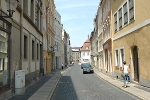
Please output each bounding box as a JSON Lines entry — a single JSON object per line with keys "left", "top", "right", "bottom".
{"left": 115, "top": 66, "right": 119, "bottom": 69}
{"left": 23, "top": 59, "right": 28, "bottom": 61}
{"left": 129, "top": 19, "right": 135, "bottom": 24}
{"left": 114, "top": 30, "right": 118, "bottom": 34}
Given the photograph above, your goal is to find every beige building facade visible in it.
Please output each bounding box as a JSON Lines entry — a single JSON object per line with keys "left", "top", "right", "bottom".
{"left": 97, "top": 2, "right": 103, "bottom": 71}
{"left": 46, "top": 0, "right": 56, "bottom": 72}
{"left": 0, "top": 0, "right": 44, "bottom": 99}
{"left": 101, "top": 0, "right": 112, "bottom": 75}
{"left": 112, "top": 0, "right": 150, "bottom": 87}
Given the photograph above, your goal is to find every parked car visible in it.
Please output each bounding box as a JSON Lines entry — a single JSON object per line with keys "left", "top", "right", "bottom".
{"left": 81, "top": 63, "right": 85, "bottom": 69}
{"left": 81, "top": 63, "right": 88, "bottom": 69}
{"left": 82, "top": 63, "right": 94, "bottom": 74}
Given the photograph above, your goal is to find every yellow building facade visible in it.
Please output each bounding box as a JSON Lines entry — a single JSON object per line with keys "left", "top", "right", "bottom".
{"left": 112, "top": 0, "right": 150, "bottom": 87}
{"left": 47, "top": 0, "right": 55, "bottom": 72}
{"left": 43, "top": 0, "right": 55, "bottom": 74}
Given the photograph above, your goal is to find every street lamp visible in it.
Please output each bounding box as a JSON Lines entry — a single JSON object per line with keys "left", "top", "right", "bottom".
{"left": 0, "top": 0, "right": 18, "bottom": 18}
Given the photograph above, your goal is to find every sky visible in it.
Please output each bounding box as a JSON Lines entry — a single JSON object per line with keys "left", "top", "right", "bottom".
{"left": 54, "top": 0, "right": 100, "bottom": 47}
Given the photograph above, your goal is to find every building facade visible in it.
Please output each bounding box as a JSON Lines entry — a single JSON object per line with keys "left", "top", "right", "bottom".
{"left": 54, "top": 9, "right": 61, "bottom": 69}
{"left": 112, "top": 0, "right": 150, "bottom": 87}
{"left": 80, "top": 37, "right": 91, "bottom": 64}
{"left": 0, "top": 0, "right": 44, "bottom": 99}
{"left": 97, "top": 2, "right": 103, "bottom": 70}
{"left": 101, "top": 0, "right": 112, "bottom": 75}
{"left": 71, "top": 47, "right": 80, "bottom": 63}
{"left": 46, "top": 0, "right": 55, "bottom": 71}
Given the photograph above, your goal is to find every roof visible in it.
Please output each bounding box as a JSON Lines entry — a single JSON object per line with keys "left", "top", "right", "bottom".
{"left": 71, "top": 47, "right": 81, "bottom": 52}
{"left": 81, "top": 38, "right": 90, "bottom": 51}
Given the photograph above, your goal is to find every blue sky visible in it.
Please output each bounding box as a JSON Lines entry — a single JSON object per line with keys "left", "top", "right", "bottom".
{"left": 54, "top": 0, "right": 100, "bottom": 47}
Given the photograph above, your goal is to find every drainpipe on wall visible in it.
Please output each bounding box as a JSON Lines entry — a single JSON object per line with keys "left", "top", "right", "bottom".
{"left": 20, "top": 0, "right": 23, "bottom": 70}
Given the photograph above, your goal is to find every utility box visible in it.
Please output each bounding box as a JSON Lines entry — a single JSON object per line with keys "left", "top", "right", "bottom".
{"left": 15, "top": 70, "right": 25, "bottom": 95}
{"left": 3, "top": 70, "right": 8, "bottom": 85}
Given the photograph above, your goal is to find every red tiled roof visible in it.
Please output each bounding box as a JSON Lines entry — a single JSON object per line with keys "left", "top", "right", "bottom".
{"left": 81, "top": 38, "right": 90, "bottom": 51}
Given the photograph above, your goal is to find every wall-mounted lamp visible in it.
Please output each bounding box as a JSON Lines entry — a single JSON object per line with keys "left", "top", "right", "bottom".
{"left": 0, "top": 0, "right": 19, "bottom": 18}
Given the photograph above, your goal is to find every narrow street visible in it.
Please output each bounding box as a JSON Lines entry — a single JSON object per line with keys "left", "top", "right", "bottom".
{"left": 51, "top": 63, "right": 139, "bottom": 100}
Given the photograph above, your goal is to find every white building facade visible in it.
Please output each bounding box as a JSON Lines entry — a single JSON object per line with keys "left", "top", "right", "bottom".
{"left": 54, "top": 9, "right": 61, "bottom": 69}
{"left": 80, "top": 37, "right": 91, "bottom": 64}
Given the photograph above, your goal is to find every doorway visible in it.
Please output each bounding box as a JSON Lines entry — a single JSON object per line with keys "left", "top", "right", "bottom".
{"left": 105, "top": 49, "right": 108, "bottom": 72}
{"left": 132, "top": 46, "right": 139, "bottom": 82}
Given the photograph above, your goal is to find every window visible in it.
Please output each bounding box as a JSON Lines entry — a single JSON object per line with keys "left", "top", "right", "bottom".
{"left": 119, "top": 8, "right": 122, "bottom": 29}
{"left": 24, "top": 35, "right": 27, "bottom": 59}
{"left": 0, "top": 58, "right": 3, "bottom": 71}
{"left": 32, "top": 40, "right": 34, "bottom": 60}
{"left": 120, "top": 49, "right": 124, "bottom": 67}
{"left": 115, "top": 49, "right": 119, "bottom": 66}
{"left": 87, "top": 52, "right": 89, "bottom": 56}
{"left": 37, "top": 43, "right": 39, "bottom": 60}
{"left": 0, "top": 41, "right": 2, "bottom": 51}
{"left": 123, "top": 2, "right": 128, "bottom": 25}
{"left": 28, "top": 0, "right": 31, "bottom": 16}
{"left": 35, "top": 0, "right": 38, "bottom": 26}
{"left": 31, "top": 0, "right": 34, "bottom": 17}
{"left": 114, "top": 13, "right": 117, "bottom": 32}
{"left": 86, "top": 46, "right": 89, "bottom": 49}
{"left": 129, "top": 0, "right": 134, "bottom": 21}
{"left": 83, "top": 52, "right": 85, "bottom": 56}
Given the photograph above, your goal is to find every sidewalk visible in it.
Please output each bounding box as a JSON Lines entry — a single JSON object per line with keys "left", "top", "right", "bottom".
{"left": 7, "top": 66, "right": 150, "bottom": 100}
{"left": 94, "top": 68, "right": 150, "bottom": 100}
{"left": 7, "top": 67, "right": 69, "bottom": 100}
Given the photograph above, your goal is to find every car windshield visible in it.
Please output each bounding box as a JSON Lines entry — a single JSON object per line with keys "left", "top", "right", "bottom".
{"left": 83, "top": 64, "right": 92, "bottom": 68}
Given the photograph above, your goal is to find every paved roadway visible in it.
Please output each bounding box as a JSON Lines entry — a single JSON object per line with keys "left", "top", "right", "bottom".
{"left": 51, "top": 64, "right": 139, "bottom": 100}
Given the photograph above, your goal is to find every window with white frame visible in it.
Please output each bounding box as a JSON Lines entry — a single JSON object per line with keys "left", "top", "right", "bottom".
{"left": 87, "top": 52, "right": 89, "bottom": 56}
{"left": 115, "top": 49, "right": 119, "bottom": 66}
{"left": 119, "top": 8, "right": 122, "bottom": 29}
{"left": 83, "top": 52, "right": 85, "bottom": 56}
{"left": 129, "top": 0, "right": 134, "bottom": 21}
{"left": 114, "top": 13, "right": 117, "bottom": 32}
{"left": 120, "top": 48, "right": 124, "bottom": 67}
{"left": 123, "top": 2, "right": 128, "bottom": 25}
{"left": 0, "top": 58, "right": 3, "bottom": 71}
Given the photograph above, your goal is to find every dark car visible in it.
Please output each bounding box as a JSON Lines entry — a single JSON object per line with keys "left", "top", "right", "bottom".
{"left": 82, "top": 63, "right": 94, "bottom": 74}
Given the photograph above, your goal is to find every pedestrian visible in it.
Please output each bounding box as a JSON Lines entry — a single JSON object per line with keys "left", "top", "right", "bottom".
{"left": 122, "top": 61, "right": 130, "bottom": 88}
{"left": 61, "top": 63, "right": 63, "bottom": 70}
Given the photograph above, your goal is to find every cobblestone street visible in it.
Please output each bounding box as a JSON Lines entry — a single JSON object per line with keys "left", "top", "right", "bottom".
{"left": 51, "top": 64, "right": 139, "bottom": 100}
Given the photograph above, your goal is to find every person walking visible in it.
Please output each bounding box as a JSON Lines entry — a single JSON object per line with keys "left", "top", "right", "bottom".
{"left": 61, "top": 63, "right": 64, "bottom": 70}
{"left": 122, "top": 61, "right": 130, "bottom": 88}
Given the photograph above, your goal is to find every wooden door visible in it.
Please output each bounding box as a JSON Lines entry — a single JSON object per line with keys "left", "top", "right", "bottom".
{"left": 133, "top": 46, "right": 139, "bottom": 82}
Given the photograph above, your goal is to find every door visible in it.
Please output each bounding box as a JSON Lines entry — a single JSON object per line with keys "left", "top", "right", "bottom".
{"left": 133, "top": 46, "right": 139, "bottom": 82}
{"left": 105, "top": 49, "right": 108, "bottom": 72}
